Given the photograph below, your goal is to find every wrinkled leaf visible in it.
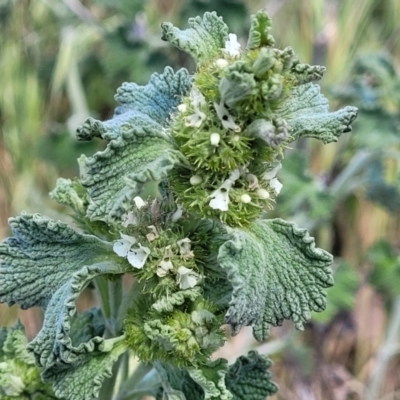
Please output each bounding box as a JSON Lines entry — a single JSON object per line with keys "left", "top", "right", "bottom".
{"left": 218, "top": 219, "right": 334, "bottom": 341}
{"left": 0, "top": 213, "right": 129, "bottom": 368}
{"left": 42, "top": 336, "right": 127, "bottom": 400}
{"left": 161, "top": 12, "right": 228, "bottom": 64}
{"left": 246, "top": 9, "right": 275, "bottom": 49}
{"left": 280, "top": 83, "right": 358, "bottom": 144}
{"left": 76, "top": 67, "right": 191, "bottom": 223}
{"left": 225, "top": 351, "right": 278, "bottom": 399}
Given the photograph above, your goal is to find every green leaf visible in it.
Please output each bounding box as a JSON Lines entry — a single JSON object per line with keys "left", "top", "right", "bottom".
{"left": 0, "top": 322, "right": 56, "bottom": 399}
{"left": 50, "top": 178, "right": 87, "bottom": 215}
{"left": 42, "top": 335, "right": 127, "bottom": 400}
{"left": 161, "top": 12, "right": 229, "bottom": 64}
{"left": 217, "top": 219, "right": 334, "bottom": 341}
{"left": 156, "top": 359, "right": 232, "bottom": 400}
{"left": 69, "top": 307, "right": 106, "bottom": 346}
{"left": 0, "top": 213, "right": 130, "bottom": 368}
{"left": 76, "top": 67, "right": 191, "bottom": 223}
{"left": 225, "top": 351, "right": 278, "bottom": 399}
{"left": 280, "top": 83, "right": 358, "bottom": 144}
{"left": 246, "top": 9, "right": 275, "bottom": 49}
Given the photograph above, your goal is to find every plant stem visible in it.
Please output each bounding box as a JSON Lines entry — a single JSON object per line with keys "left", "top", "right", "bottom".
{"left": 114, "top": 363, "right": 155, "bottom": 400}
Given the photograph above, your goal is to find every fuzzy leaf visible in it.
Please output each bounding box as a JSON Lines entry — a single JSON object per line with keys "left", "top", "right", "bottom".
{"left": 247, "top": 9, "right": 275, "bottom": 49}
{"left": 76, "top": 67, "right": 191, "bottom": 223}
{"left": 0, "top": 213, "right": 130, "bottom": 368}
{"left": 225, "top": 351, "right": 278, "bottom": 399}
{"left": 0, "top": 322, "right": 56, "bottom": 399}
{"left": 188, "top": 359, "right": 232, "bottom": 400}
{"left": 217, "top": 219, "right": 334, "bottom": 341}
{"left": 161, "top": 12, "right": 229, "bottom": 64}
{"left": 156, "top": 359, "right": 232, "bottom": 400}
{"left": 42, "top": 336, "right": 127, "bottom": 400}
{"left": 280, "top": 83, "right": 358, "bottom": 144}
{"left": 69, "top": 307, "right": 106, "bottom": 346}
{"left": 50, "top": 178, "right": 87, "bottom": 215}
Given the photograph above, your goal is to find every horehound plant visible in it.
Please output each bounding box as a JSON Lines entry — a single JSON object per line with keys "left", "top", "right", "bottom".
{"left": 0, "top": 10, "right": 357, "bottom": 400}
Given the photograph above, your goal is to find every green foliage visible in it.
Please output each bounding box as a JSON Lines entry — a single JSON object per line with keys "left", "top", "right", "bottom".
{"left": 0, "top": 322, "right": 56, "bottom": 399}
{"left": 0, "top": 9, "right": 357, "bottom": 400}
{"left": 368, "top": 240, "right": 400, "bottom": 301}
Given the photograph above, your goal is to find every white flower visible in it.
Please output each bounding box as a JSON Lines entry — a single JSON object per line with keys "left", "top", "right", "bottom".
{"left": 171, "top": 204, "right": 184, "bottom": 222}
{"left": 224, "top": 33, "right": 241, "bottom": 57}
{"left": 157, "top": 245, "right": 174, "bottom": 277}
{"left": 263, "top": 163, "right": 282, "bottom": 180}
{"left": 190, "top": 85, "right": 206, "bottom": 108}
{"left": 113, "top": 233, "right": 137, "bottom": 257}
{"left": 209, "top": 179, "right": 234, "bottom": 211}
{"left": 210, "top": 132, "right": 221, "bottom": 146}
{"left": 127, "top": 244, "right": 151, "bottom": 269}
{"left": 215, "top": 58, "right": 229, "bottom": 69}
{"left": 185, "top": 109, "right": 207, "bottom": 128}
{"left": 214, "top": 101, "right": 240, "bottom": 132}
{"left": 114, "top": 232, "right": 150, "bottom": 269}
{"left": 177, "top": 238, "right": 194, "bottom": 260}
{"left": 133, "top": 196, "right": 146, "bottom": 209}
{"left": 122, "top": 211, "right": 138, "bottom": 227}
{"left": 146, "top": 225, "right": 159, "bottom": 242}
{"left": 176, "top": 266, "right": 200, "bottom": 289}
{"left": 269, "top": 178, "right": 283, "bottom": 194}
{"left": 190, "top": 175, "right": 203, "bottom": 185}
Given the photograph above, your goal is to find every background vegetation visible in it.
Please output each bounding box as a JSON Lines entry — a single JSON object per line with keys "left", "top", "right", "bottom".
{"left": 1, "top": 0, "right": 400, "bottom": 399}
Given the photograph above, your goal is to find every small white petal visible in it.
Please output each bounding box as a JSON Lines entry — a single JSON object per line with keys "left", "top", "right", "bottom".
{"left": 214, "top": 101, "right": 240, "bottom": 131}
{"left": 157, "top": 260, "right": 174, "bottom": 277}
{"left": 263, "top": 163, "right": 282, "bottom": 180}
{"left": 229, "top": 168, "right": 241, "bottom": 181}
{"left": 190, "top": 85, "right": 206, "bottom": 108}
{"left": 177, "top": 103, "right": 187, "bottom": 112}
{"left": 113, "top": 234, "right": 137, "bottom": 257}
{"left": 122, "top": 211, "right": 138, "bottom": 227}
{"left": 185, "top": 110, "right": 206, "bottom": 128}
{"left": 133, "top": 196, "right": 146, "bottom": 209}
{"left": 269, "top": 178, "right": 283, "bottom": 194}
{"left": 171, "top": 204, "right": 184, "bottom": 222}
{"left": 210, "top": 132, "right": 221, "bottom": 146}
{"left": 215, "top": 58, "right": 229, "bottom": 69}
{"left": 224, "top": 33, "right": 241, "bottom": 57}
{"left": 240, "top": 193, "right": 252, "bottom": 203}
{"left": 190, "top": 175, "right": 203, "bottom": 185}
{"left": 146, "top": 225, "right": 159, "bottom": 242}
{"left": 256, "top": 188, "right": 270, "bottom": 199}
{"left": 177, "top": 266, "right": 200, "bottom": 289}
{"left": 209, "top": 180, "right": 233, "bottom": 211}
{"left": 246, "top": 174, "right": 259, "bottom": 190}
{"left": 127, "top": 244, "right": 151, "bottom": 269}
{"left": 177, "top": 238, "right": 194, "bottom": 259}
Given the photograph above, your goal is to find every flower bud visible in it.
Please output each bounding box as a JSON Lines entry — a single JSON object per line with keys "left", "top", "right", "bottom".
{"left": 177, "top": 103, "right": 187, "bottom": 112}
{"left": 256, "top": 188, "right": 270, "bottom": 199}
{"left": 210, "top": 132, "right": 221, "bottom": 146}
{"left": 190, "top": 175, "right": 203, "bottom": 185}
{"left": 215, "top": 58, "right": 229, "bottom": 69}
{"left": 240, "top": 193, "right": 252, "bottom": 203}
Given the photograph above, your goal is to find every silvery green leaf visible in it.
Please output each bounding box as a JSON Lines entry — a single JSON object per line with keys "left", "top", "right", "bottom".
{"left": 161, "top": 12, "right": 229, "bottom": 64}
{"left": 187, "top": 359, "right": 232, "bottom": 400}
{"left": 156, "top": 359, "right": 232, "bottom": 400}
{"left": 69, "top": 307, "right": 106, "bottom": 346}
{"left": 247, "top": 9, "right": 275, "bottom": 49}
{"left": 76, "top": 67, "right": 191, "bottom": 223}
{"left": 217, "top": 219, "right": 334, "bottom": 341}
{"left": 0, "top": 213, "right": 130, "bottom": 368}
{"left": 50, "top": 178, "right": 87, "bottom": 215}
{"left": 219, "top": 64, "right": 257, "bottom": 107}
{"left": 280, "top": 83, "right": 358, "bottom": 144}
{"left": 42, "top": 335, "right": 127, "bottom": 400}
{"left": 225, "top": 351, "right": 278, "bottom": 399}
